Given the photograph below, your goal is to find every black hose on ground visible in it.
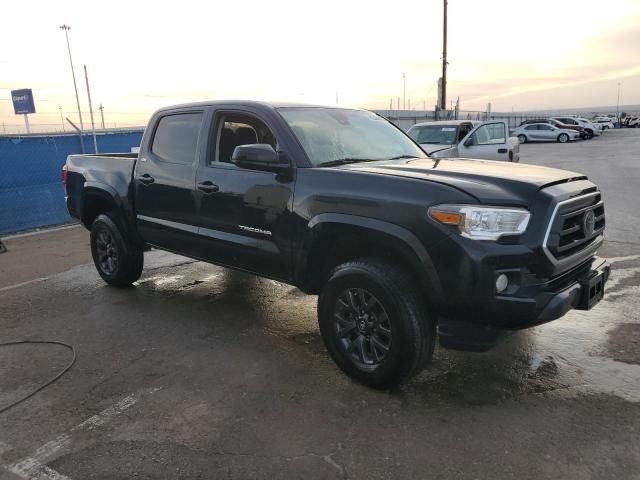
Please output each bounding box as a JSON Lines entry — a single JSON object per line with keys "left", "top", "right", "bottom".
{"left": 0, "top": 340, "right": 76, "bottom": 415}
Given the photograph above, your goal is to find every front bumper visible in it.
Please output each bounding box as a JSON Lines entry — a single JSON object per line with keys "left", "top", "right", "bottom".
{"left": 436, "top": 257, "right": 610, "bottom": 351}
{"left": 429, "top": 226, "right": 611, "bottom": 326}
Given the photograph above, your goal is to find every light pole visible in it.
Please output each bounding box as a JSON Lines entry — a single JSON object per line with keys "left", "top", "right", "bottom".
{"left": 60, "top": 25, "right": 84, "bottom": 135}
{"left": 99, "top": 103, "right": 105, "bottom": 129}
{"left": 59, "top": 106, "right": 65, "bottom": 131}
{"left": 402, "top": 72, "right": 406, "bottom": 111}
{"left": 616, "top": 82, "right": 621, "bottom": 126}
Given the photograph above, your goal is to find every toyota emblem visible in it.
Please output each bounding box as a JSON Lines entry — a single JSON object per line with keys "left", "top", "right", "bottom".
{"left": 583, "top": 210, "right": 596, "bottom": 236}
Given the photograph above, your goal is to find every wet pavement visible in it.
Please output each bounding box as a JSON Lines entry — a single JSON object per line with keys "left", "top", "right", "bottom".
{"left": 1, "top": 129, "right": 639, "bottom": 479}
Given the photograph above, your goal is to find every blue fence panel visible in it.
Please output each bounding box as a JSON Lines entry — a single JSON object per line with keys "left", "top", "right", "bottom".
{"left": 0, "top": 130, "right": 144, "bottom": 235}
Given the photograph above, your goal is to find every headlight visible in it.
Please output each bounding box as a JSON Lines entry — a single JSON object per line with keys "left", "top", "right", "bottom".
{"left": 429, "top": 204, "right": 531, "bottom": 240}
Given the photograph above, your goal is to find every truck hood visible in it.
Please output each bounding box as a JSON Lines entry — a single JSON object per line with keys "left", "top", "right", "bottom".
{"left": 343, "top": 158, "right": 587, "bottom": 204}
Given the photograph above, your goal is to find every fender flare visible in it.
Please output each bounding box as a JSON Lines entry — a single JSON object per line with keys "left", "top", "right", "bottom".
{"left": 80, "top": 182, "right": 130, "bottom": 230}
{"left": 302, "top": 213, "right": 443, "bottom": 300}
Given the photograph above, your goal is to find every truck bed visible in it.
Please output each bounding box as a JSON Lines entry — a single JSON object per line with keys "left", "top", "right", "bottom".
{"left": 65, "top": 153, "right": 138, "bottom": 225}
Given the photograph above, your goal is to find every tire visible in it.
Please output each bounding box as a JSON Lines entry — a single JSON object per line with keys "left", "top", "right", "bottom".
{"left": 318, "top": 258, "right": 436, "bottom": 389}
{"left": 90, "top": 213, "right": 143, "bottom": 287}
{"left": 585, "top": 128, "right": 594, "bottom": 138}
{"left": 517, "top": 134, "right": 527, "bottom": 144}
{"left": 558, "top": 133, "right": 569, "bottom": 143}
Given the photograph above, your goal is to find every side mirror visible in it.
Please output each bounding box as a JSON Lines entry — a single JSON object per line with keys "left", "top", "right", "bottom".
{"left": 463, "top": 137, "right": 474, "bottom": 147}
{"left": 231, "top": 144, "right": 288, "bottom": 171}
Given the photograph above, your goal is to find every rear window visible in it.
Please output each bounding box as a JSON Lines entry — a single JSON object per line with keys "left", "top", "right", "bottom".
{"left": 152, "top": 113, "right": 203, "bottom": 164}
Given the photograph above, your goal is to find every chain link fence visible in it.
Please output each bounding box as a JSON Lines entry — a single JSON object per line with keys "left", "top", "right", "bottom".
{"left": 0, "top": 130, "right": 143, "bottom": 235}
{"left": 374, "top": 109, "right": 553, "bottom": 131}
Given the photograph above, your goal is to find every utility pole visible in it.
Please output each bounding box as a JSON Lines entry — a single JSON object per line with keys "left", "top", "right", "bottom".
{"left": 99, "top": 103, "right": 105, "bottom": 129}
{"left": 59, "top": 106, "right": 65, "bottom": 131}
{"left": 84, "top": 65, "right": 98, "bottom": 153}
{"left": 402, "top": 72, "right": 406, "bottom": 110}
{"left": 440, "top": 0, "right": 448, "bottom": 111}
{"left": 60, "top": 25, "right": 84, "bottom": 134}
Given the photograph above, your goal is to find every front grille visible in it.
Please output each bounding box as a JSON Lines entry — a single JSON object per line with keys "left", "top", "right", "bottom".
{"left": 545, "top": 192, "right": 605, "bottom": 261}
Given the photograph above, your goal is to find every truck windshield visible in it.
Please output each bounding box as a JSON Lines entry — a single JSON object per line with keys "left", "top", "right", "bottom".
{"left": 278, "top": 108, "right": 427, "bottom": 167}
{"left": 407, "top": 125, "right": 457, "bottom": 145}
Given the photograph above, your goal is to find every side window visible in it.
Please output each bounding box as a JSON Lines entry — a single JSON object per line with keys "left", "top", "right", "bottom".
{"left": 151, "top": 113, "right": 203, "bottom": 164}
{"left": 539, "top": 125, "right": 553, "bottom": 131}
{"left": 210, "top": 113, "right": 277, "bottom": 164}
{"left": 472, "top": 123, "right": 506, "bottom": 145}
{"left": 525, "top": 125, "right": 538, "bottom": 130}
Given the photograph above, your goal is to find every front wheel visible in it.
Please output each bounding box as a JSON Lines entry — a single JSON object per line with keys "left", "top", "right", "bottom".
{"left": 91, "top": 214, "right": 143, "bottom": 287}
{"left": 318, "top": 258, "right": 436, "bottom": 389}
{"left": 558, "top": 133, "right": 570, "bottom": 143}
{"left": 517, "top": 134, "right": 527, "bottom": 144}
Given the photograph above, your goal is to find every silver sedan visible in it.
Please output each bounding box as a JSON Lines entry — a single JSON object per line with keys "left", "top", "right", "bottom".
{"left": 510, "top": 123, "right": 579, "bottom": 144}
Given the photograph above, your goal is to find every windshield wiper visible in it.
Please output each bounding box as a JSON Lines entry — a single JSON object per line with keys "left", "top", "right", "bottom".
{"left": 316, "top": 158, "right": 378, "bottom": 167}
{"left": 387, "top": 155, "right": 424, "bottom": 160}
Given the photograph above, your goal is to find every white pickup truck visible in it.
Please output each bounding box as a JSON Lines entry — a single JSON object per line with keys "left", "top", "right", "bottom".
{"left": 406, "top": 120, "right": 519, "bottom": 162}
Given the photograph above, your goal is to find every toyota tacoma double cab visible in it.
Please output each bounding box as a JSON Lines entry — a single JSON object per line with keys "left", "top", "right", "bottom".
{"left": 64, "top": 101, "right": 610, "bottom": 389}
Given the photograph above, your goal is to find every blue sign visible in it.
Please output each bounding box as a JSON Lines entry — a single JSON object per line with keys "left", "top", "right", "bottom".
{"left": 11, "top": 89, "right": 36, "bottom": 115}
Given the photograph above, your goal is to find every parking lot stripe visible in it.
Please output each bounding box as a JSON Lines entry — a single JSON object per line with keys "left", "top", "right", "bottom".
{"left": 3, "top": 224, "right": 81, "bottom": 241}
{"left": 0, "top": 277, "right": 51, "bottom": 293}
{"left": 608, "top": 254, "right": 640, "bottom": 263}
{"left": 7, "top": 456, "right": 71, "bottom": 480}
{"left": 1, "top": 387, "right": 162, "bottom": 480}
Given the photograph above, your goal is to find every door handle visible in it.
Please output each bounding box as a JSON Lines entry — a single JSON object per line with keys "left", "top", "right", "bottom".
{"left": 497, "top": 148, "right": 508, "bottom": 154}
{"left": 197, "top": 181, "right": 219, "bottom": 194}
{"left": 138, "top": 174, "right": 155, "bottom": 185}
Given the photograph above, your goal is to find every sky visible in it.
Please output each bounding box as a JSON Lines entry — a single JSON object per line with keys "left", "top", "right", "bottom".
{"left": 1, "top": 0, "right": 639, "bottom": 132}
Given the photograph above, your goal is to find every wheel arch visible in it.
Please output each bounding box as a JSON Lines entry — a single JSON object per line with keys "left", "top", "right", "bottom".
{"left": 296, "top": 213, "right": 443, "bottom": 310}
{"left": 80, "top": 182, "right": 136, "bottom": 240}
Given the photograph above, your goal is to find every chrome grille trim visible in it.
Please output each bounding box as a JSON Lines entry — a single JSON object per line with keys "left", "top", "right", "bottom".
{"left": 542, "top": 191, "right": 603, "bottom": 266}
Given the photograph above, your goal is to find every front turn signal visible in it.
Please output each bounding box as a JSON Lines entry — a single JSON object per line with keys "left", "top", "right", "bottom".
{"left": 429, "top": 210, "right": 462, "bottom": 225}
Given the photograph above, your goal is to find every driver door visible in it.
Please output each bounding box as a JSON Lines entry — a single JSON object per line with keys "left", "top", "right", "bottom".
{"left": 194, "top": 108, "right": 295, "bottom": 280}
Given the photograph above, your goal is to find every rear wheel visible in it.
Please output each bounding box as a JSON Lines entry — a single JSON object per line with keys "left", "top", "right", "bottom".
{"left": 318, "top": 258, "right": 435, "bottom": 389}
{"left": 517, "top": 134, "right": 527, "bottom": 144}
{"left": 91, "top": 214, "right": 143, "bottom": 287}
{"left": 558, "top": 133, "right": 570, "bottom": 143}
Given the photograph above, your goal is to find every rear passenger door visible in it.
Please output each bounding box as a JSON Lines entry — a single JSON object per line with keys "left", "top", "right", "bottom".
{"left": 134, "top": 109, "right": 205, "bottom": 256}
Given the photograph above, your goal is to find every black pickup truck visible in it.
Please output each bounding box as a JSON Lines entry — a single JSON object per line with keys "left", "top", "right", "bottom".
{"left": 64, "top": 101, "right": 610, "bottom": 388}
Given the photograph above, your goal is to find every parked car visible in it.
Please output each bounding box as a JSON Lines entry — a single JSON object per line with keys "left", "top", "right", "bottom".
{"left": 593, "top": 117, "right": 614, "bottom": 129}
{"left": 511, "top": 123, "right": 580, "bottom": 143}
{"left": 63, "top": 100, "right": 610, "bottom": 389}
{"left": 519, "top": 118, "right": 586, "bottom": 139}
{"left": 625, "top": 116, "right": 640, "bottom": 128}
{"left": 407, "top": 120, "right": 519, "bottom": 162}
{"left": 552, "top": 117, "right": 601, "bottom": 138}
{"left": 575, "top": 117, "right": 603, "bottom": 135}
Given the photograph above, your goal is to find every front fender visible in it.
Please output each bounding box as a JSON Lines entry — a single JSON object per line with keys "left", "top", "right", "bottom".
{"left": 298, "top": 212, "right": 443, "bottom": 301}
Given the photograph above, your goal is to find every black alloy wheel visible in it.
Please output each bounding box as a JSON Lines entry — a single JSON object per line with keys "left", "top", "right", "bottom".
{"left": 334, "top": 288, "right": 392, "bottom": 368}
{"left": 90, "top": 213, "right": 144, "bottom": 287}
{"left": 95, "top": 229, "right": 118, "bottom": 275}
